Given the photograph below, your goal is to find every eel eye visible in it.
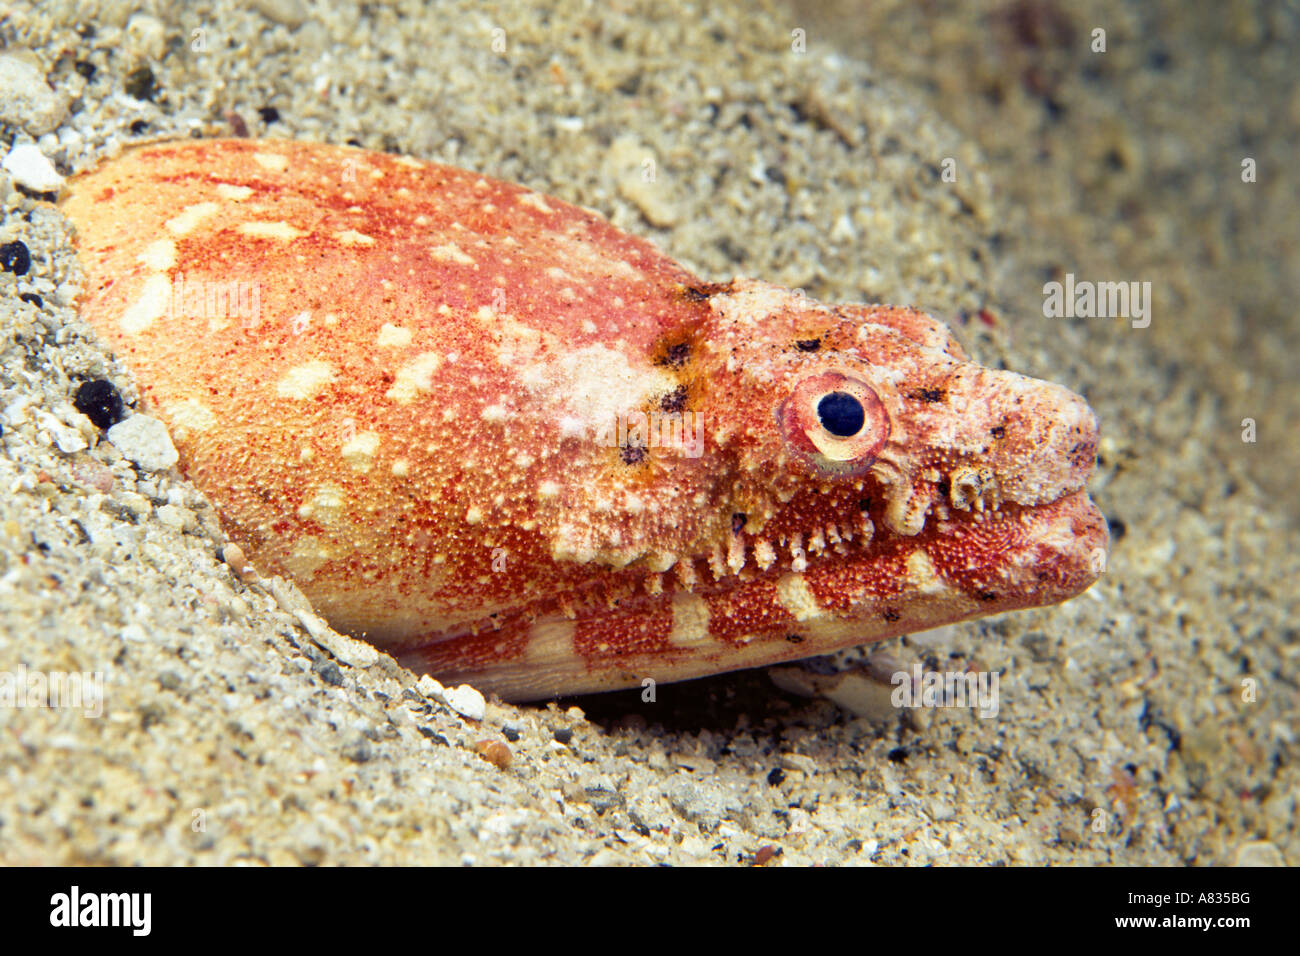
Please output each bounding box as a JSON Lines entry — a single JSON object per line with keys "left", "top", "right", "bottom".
{"left": 778, "top": 372, "right": 889, "bottom": 474}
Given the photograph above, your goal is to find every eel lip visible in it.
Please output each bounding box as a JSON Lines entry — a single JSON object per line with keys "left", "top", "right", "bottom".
{"left": 1026, "top": 489, "right": 1110, "bottom": 603}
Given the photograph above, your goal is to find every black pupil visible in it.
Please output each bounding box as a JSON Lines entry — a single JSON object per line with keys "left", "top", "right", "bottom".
{"left": 817, "top": 391, "right": 865, "bottom": 437}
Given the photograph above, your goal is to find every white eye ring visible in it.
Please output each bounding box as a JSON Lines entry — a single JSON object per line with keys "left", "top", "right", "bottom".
{"left": 778, "top": 372, "right": 889, "bottom": 474}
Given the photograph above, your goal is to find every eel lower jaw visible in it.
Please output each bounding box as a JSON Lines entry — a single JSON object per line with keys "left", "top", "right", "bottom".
{"left": 986, "top": 488, "right": 1110, "bottom": 607}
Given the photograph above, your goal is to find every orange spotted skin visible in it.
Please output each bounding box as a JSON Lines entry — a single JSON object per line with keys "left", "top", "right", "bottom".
{"left": 63, "top": 139, "right": 1108, "bottom": 701}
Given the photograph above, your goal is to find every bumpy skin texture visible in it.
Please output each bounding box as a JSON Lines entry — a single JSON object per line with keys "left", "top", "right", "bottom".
{"left": 62, "top": 140, "right": 1108, "bottom": 701}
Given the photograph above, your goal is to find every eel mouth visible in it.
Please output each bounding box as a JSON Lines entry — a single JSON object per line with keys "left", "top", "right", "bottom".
{"left": 988, "top": 488, "right": 1110, "bottom": 606}
{"left": 393, "top": 489, "right": 1110, "bottom": 702}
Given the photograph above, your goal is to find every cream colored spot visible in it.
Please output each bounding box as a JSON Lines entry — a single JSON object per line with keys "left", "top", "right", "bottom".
{"left": 711, "top": 280, "right": 823, "bottom": 330}
{"left": 297, "top": 484, "right": 347, "bottom": 529}
{"left": 137, "top": 238, "right": 176, "bottom": 271}
{"left": 465, "top": 506, "right": 484, "bottom": 525}
{"left": 385, "top": 352, "right": 443, "bottom": 404}
{"left": 430, "top": 243, "right": 475, "bottom": 265}
{"left": 668, "top": 593, "right": 713, "bottom": 649}
{"left": 905, "top": 549, "right": 948, "bottom": 594}
{"left": 518, "top": 192, "right": 553, "bottom": 214}
{"left": 215, "top": 183, "right": 254, "bottom": 201}
{"left": 341, "top": 431, "right": 380, "bottom": 472}
{"left": 239, "top": 220, "right": 306, "bottom": 240}
{"left": 164, "top": 398, "right": 217, "bottom": 438}
{"left": 165, "top": 202, "right": 218, "bottom": 236}
{"left": 776, "top": 573, "right": 821, "bottom": 621}
{"left": 276, "top": 361, "right": 336, "bottom": 400}
{"left": 558, "top": 417, "right": 586, "bottom": 440}
{"left": 396, "top": 155, "right": 422, "bottom": 169}
{"left": 513, "top": 452, "right": 534, "bottom": 468}
{"left": 537, "top": 481, "right": 561, "bottom": 500}
{"left": 525, "top": 619, "right": 577, "bottom": 665}
{"left": 120, "top": 274, "right": 172, "bottom": 333}
{"left": 334, "top": 229, "right": 374, "bottom": 245}
{"left": 391, "top": 459, "right": 410, "bottom": 477}
{"left": 518, "top": 344, "right": 678, "bottom": 435}
{"left": 480, "top": 404, "right": 509, "bottom": 424}
{"left": 376, "top": 323, "right": 412, "bottom": 348}
{"left": 251, "top": 152, "right": 289, "bottom": 172}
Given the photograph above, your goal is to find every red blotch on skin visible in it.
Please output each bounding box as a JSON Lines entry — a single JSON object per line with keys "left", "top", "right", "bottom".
{"left": 406, "top": 619, "right": 533, "bottom": 678}
{"left": 803, "top": 539, "right": 912, "bottom": 613}
{"left": 573, "top": 608, "right": 675, "bottom": 663}
{"left": 704, "top": 577, "right": 795, "bottom": 647}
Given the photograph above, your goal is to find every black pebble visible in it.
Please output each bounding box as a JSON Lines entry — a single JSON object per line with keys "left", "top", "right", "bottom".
{"left": 314, "top": 661, "right": 345, "bottom": 687}
{"left": 73, "top": 379, "right": 127, "bottom": 429}
{"left": 125, "top": 65, "right": 157, "bottom": 101}
{"left": 18, "top": 292, "right": 42, "bottom": 308}
{"left": 0, "top": 240, "right": 31, "bottom": 276}
{"left": 258, "top": 105, "right": 281, "bottom": 123}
